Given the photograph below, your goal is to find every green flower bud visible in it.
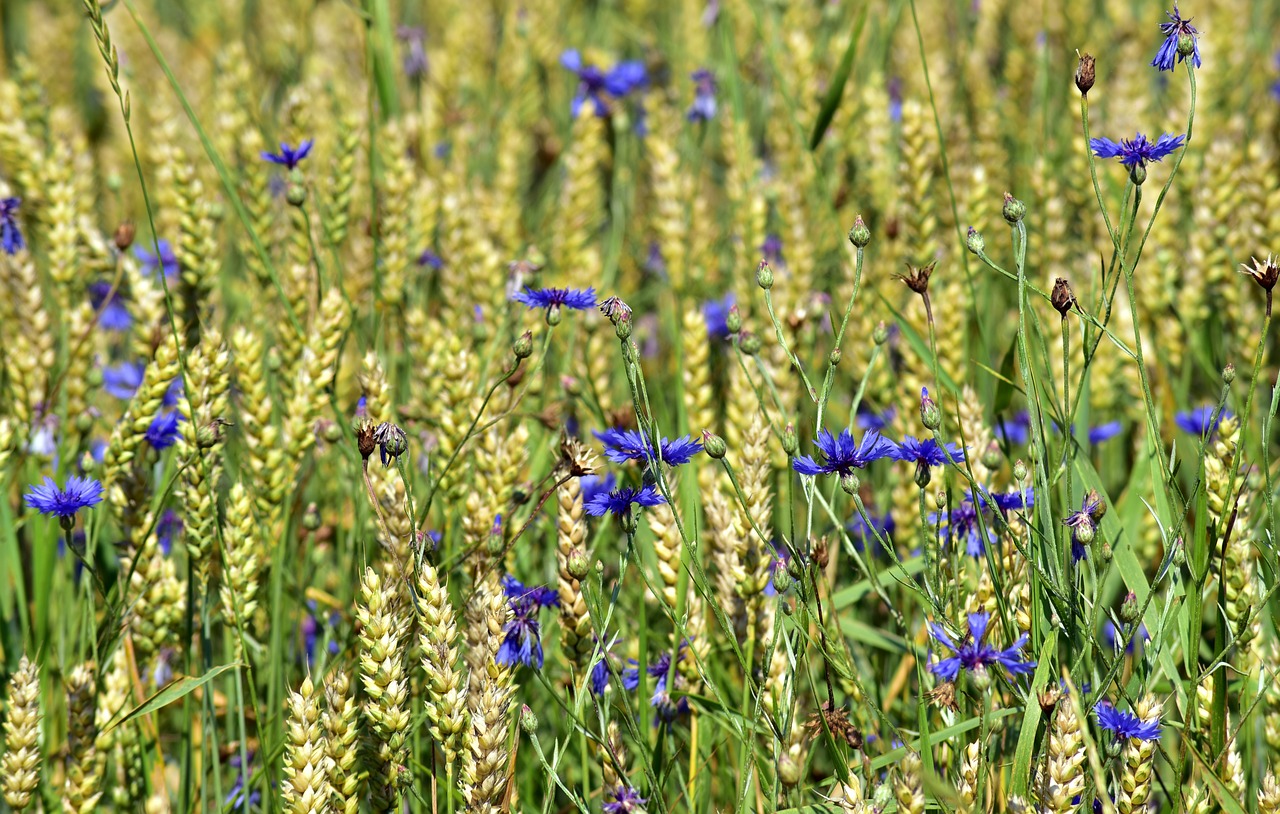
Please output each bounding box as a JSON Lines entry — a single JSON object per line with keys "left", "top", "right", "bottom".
{"left": 914, "top": 461, "right": 932, "bottom": 489}
{"left": 1129, "top": 162, "right": 1147, "bottom": 186}
{"left": 323, "top": 421, "right": 343, "bottom": 444}
{"left": 969, "top": 665, "right": 992, "bottom": 692}
{"left": 1099, "top": 540, "right": 1113, "bottom": 564}
{"left": 302, "top": 503, "right": 321, "bottom": 530}
{"left": 873, "top": 321, "right": 889, "bottom": 345}
{"left": 778, "top": 753, "right": 802, "bottom": 787}
{"left": 614, "top": 316, "right": 633, "bottom": 340}
{"left": 725, "top": 305, "right": 742, "bottom": 334}
{"left": 1177, "top": 33, "right": 1195, "bottom": 57}
{"left": 75, "top": 411, "right": 95, "bottom": 435}
{"left": 828, "top": 348, "right": 842, "bottom": 366}
{"left": 965, "top": 226, "right": 985, "bottom": 255}
{"left": 840, "top": 472, "right": 859, "bottom": 496}
{"left": 620, "top": 508, "right": 638, "bottom": 535}
{"left": 920, "top": 387, "right": 941, "bottom": 431}
{"left": 286, "top": 183, "right": 307, "bottom": 207}
{"left": 1120, "top": 591, "right": 1140, "bottom": 624}
{"left": 513, "top": 330, "right": 533, "bottom": 359}
{"left": 1001, "top": 192, "right": 1026, "bottom": 225}
{"left": 756, "top": 261, "right": 775, "bottom": 290}
{"left": 739, "top": 331, "right": 762, "bottom": 356}
{"left": 567, "top": 547, "right": 591, "bottom": 580}
{"left": 847, "top": 215, "right": 871, "bottom": 248}
{"left": 1013, "top": 459, "right": 1028, "bottom": 482}
{"left": 781, "top": 423, "right": 798, "bottom": 456}
{"left": 546, "top": 303, "right": 563, "bottom": 326}
{"left": 935, "top": 490, "right": 947, "bottom": 511}
{"left": 520, "top": 705, "right": 539, "bottom": 734}
{"left": 981, "top": 441, "right": 1001, "bottom": 472}
{"left": 771, "top": 565, "right": 792, "bottom": 594}
{"left": 702, "top": 431, "right": 727, "bottom": 459}
{"left": 1223, "top": 364, "right": 1236, "bottom": 385}
{"left": 1073, "top": 518, "right": 1096, "bottom": 544}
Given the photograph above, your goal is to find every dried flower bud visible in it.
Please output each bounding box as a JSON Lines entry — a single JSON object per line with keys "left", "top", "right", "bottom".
{"left": 781, "top": 423, "right": 798, "bottom": 456}
{"left": 756, "top": 261, "right": 775, "bottom": 290}
{"left": 114, "top": 222, "right": 136, "bottom": 250}
{"left": 1075, "top": 53, "right": 1096, "bottom": 95}
{"left": 965, "top": 226, "right": 985, "bottom": 255}
{"left": 1223, "top": 363, "right": 1236, "bottom": 384}
{"left": 1051, "top": 278, "right": 1076, "bottom": 317}
{"left": 599, "top": 296, "right": 632, "bottom": 324}
{"left": 1012, "top": 459, "right": 1028, "bottom": 482}
{"left": 1239, "top": 255, "right": 1279, "bottom": 292}
{"left": 373, "top": 422, "right": 409, "bottom": 466}
{"left": 513, "top": 330, "right": 533, "bottom": 359}
{"left": 847, "top": 215, "right": 871, "bottom": 248}
{"left": 813, "top": 538, "right": 830, "bottom": 570}
{"left": 1038, "top": 685, "right": 1062, "bottom": 713}
{"left": 739, "top": 331, "right": 762, "bottom": 356}
{"left": 702, "top": 431, "right": 727, "bottom": 459}
{"left": 1120, "top": 591, "right": 1140, "bottom": 624}
{"left": 873, "top": 321, "right": 889, "bottom": 345}
{"left": 896, "top": 261, "right": 934, "bottom": 295}
{"left": 725, "top": 305, "right": 742, "bottom": 334}
{"left": 355, "top": 422, "right": 378, "bottom": 461}
{"left": 919, "top": 387, "right": 941, "bottom": 430}
{"left": 1001, "top": 192, "right": 1026, "bottom": 225}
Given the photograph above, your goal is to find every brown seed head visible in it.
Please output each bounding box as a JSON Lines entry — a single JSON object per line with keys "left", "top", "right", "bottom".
{"left": 1075, "top": 53, "right": 1096, "bottom": 95}
{"left": 1240, "top": 255, "right": 1279, "bottom": 292}
{"left": 114, "top": 221, "right": 136, "bottom": 251}
{"left": 804, "top": 702, "right": 863, "bottom": 750}
{"left": 928, "top": 680, "right": 959, "bottom": 712}
{"left": 1051, "top": 277, "right": 1077, "bottom": 316}
{"left": 1038, "top": 684, "right": 1062, "bottom": 713}
{"left": 895, "top": 262, "right": 934, "bottom": 295}
{"left": 355, "top": 421, "right": 377, "bottom": 461}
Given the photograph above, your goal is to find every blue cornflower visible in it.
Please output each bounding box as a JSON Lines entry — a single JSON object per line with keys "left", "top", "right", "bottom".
{"left": 1, "top": 196, "right": 25, "bottom": 254}
{"left": 594, "top": 427, "right": 704, "bottom": 466}
{"left": 1064, "top": 489, "right": 1105, "bottom": 562}
{"left": 703, "top": 293, "right": 736, "bottom": 339}
{"left": 1151, "top": 4, "right": 1201, "bottom": 72}
{"left": 1102, "top": 621, "right": 1150, "bottom": 654}
{"left": 581, "top": 472, "right": 618, "bottom": 505}
{"left": 588, "top": 637, "right": 619, "bottom": 696}
{"left": 622, "top": 646, "right": 691, "bottom": 726}
{"left": 887, "top": 76, "right": 903, "bottom": 123}
{"left": 1088, "top": 421, "right": 1122, "bottom": 444}
{"left": 145, "top": 411, "right": 184, "bottom": 450}
{"left": 88, "top": 281, "right": 132, "bottom": 331}
{"left": 1175, "top": 405, "right": 1230, "bottom": 436}
{"left": 927, "top": 611, "right": 1036, "bottom": 682}
{"left": 935, "top": 498, "right": 994, "bottom": 556}
{"left": 496, "top": 575, "right": 559, "bottom": 670}
{"left": 847, "top": 511, "right": 894, "bottom": 557}
{"left": 225, "top": 752, "right": 262, "bottom": 811}
{"left": 856, "top": 407, "right": 896, "bottom": 432}
{"left": 891, "top": 436, "right": 964, "bottom": 467}
{"left": 793, "top": 428, "right": 897, "bottom": 477}
{"left": 134, "top": 239, "right": 179, "bottom": 278}
{"left": 1094, "top": 701, "right": 1161, "bottom": 742}
{"left": 511, "top": 286, "right": 597, "bottom": 311}
{"left": 687, "top": 68, "right": 717, "bottom": 122}
{"left": 261, "top": 139, "right": 314, "bottom": 170}
{"left": 603, "top": 785, "right": 648, "bottom": 814}
{"left": 103, "top": 362, "right": 145, "bottom": 399}
{"left": 157, "top": 510, "right": 183, "bottom": 555}
{"left": 585, "top": 484, "right": 667, "bottom": 517}
{"left": 761, "top": 234, "right": 783, "bottom": 265}
{"left": 979, "top": 487, "right": 1035, "bottom": 513}
{"left": 997, "top": 410, "right": 1031, "bottom": 445}
{"left": 1090, "top": 133, "right": 1185, "bottom": 168}
{"left": 418, "top": 248, "right": 444, "bottom": 269}
{"left": 396, "top": 25, "right": 428, "bottom": 79}
{"left": 25, "top": 475, "right": 105, "bottom": 519}
{"left": 560, "top": 49, "right": 647, "bottom": 118}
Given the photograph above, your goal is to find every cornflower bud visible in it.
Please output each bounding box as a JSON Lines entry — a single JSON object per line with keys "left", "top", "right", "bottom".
{"left": 873, "top": 321, "right": 889, "bottom": 345}
{"left": 839, "top": 472, "right": 859, "bottom": 495}
{"left": 1177, "top": 33, "right": 1195, "bottom": 57}
{"left": 1223, "top": 364, "right": 1236, "bottom": 384}
{"left": 702, "top": 431, "right": 727, "bottom": 459}
{"left": 1051, "top": 278, "right": 1076, "bottom": 317}
{"left": 520, "top": 705, "right": 539, "bottom": 734}
{"left": 1013, "top": 459, "right": 1028, "bottom": 482}
{"left": 546, "top": 303, "right": 563, "bottom": 326}
{"left": 1099, "top": 541, "right": 1113, "bottom": 564}
{"left": 739, "top": 332, "right": 762, "bottom": 356}
{"left": 771, "top": 565, "right": 792, "bottom": 594}
{"left": 725, "top": 305, "right": 742, "bottom": 333}
{"left": 567, "top": 548, "right": 590, "bottom": 580}
{"left": 934, "top": 490, "right": 947, "bottom": 511}
{"left": 614, "top": 316, "right": 633, "bottom": 340}
{"left": 286, "top": 182, "right": 307, "bottom": 207}
{"left": 981, "top": 441, "right": 1001, "bottom": 471}
{"left": 781, "top": 423, "right": 798, "bottom": 456}
{"left": 965, "top": 226, "right": 985, "bottom": 255}
{"left": 1002, "top": 192, "right": 1026, "bottom": 225}
{"left": 1130, "top": 163, "right": 1147, "bottom": 186}
{"left": 828, "top": 348, "right": 842, "bottom": 366}
{"left": 756, "top": 261, "right": 775, "bottom": 290}
{"left": 1120, "top": 591, "right": 1140, "bottom": 624}
{"left": 1074, "top": 518, "right": 1096, "bottom": 544}
{"left": 847, "top": 215, "right": 871, "bottom": 248}
{"left": 920, "top": 387, "right": 941, "bottom": 430}
{"left": 513, "top": 331, "right": 533, "bottom": 359}
{"left": 1075, "top": 53, "right": 1096, "bottom": 95}
{"left": 914, "top": 461, "right": 931, "bottom": 488}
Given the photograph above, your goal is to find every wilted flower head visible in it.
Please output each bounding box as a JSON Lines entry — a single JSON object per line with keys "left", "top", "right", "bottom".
{"left": 261, "top": 139, "right": 314, "bottom": 170}
{"left": 687, "top": 68, "right": 717, "bottom": 122}
{"left": 1175, "top": 405, "right": 1230, "bottom": 436}
{"left": 593, "top": 427, "right": 703, "bottom": 467}
{"left": 373, "top": 421, "right": 409, "bottom": 465}
{"left": 1240, "top": 255, "right": 1279, "bottom": 292}
{"left": 1, "top": 196, "right": 24, "bottom": 254}
{"left": 1151, "top": 4, "right": 1201, "bottom": 72}
{"left": 560, "top": 49, "right": 648, "bottom": 117}
{"left": 793, "top": 428, "right": 897, "bottom": 477}
{"left": 25, "top": 475, "right": 105, "bottom": 520}
{"left": 599, "top": 296, "right": 633, "bottom": 324}
{"left": 1094, "top": 701, "right": 1161, "bottom": 742}
{"left": 1090, "top": 133, "right": 1185, "bottom": 168}
{"left": 927, "top": 611, "right": 1036, "bottom": 682}
{"left": 584, "top": 484, "right": 666, "bottom": 517}
{"left": 895, "top": 261, "right": 934, "bottom": 295}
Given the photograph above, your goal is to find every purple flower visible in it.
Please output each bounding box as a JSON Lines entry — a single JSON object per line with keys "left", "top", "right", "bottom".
{"left": 997, "top": 411, "right": 1031, "bottom": 445}
{"left": 603, "top": 785, "right": 648, "bottom": 814}
{"left": 145, "top": 411, "right": 184, "bottom": 451}
{"left": 847, "top": 511, "right": 894, "bottom": 556}
{"left": 934, "top": 498, "right": 993, "bottom": 556}
{"left": 88, "top": 281, "right": 132, "bottom": 331}
{"left": 622, "top": 646, "right": 690, "bottom": 725}
{"left": 1102, "top": 621, "right": 1150, "bottom": 654}
{"left": 593, "top": 427, "right": 703, "bottom": 466}
{"left": 1175, "top": 405, "right": 1230, "bottom": 436}
{"left": 1151, "top": 4, "right": 1201, "bottom": 72}
{"left": 134, "top": 240, "right": 179, "bottom": 278}
{"left": 1094, "top": 701, "right": 1161, "bottom": 742}
{"left": 703, "top": 293, "right": 736, "bottom": 339}
{"left": 157, "top": 510, "right": 183, "bottom": 555}
{"left": 1090, "top": 133, "right": 1185, "bottom": 168}
{"left": 581, "top": 472, "right": 618, "bottom": 505}
{"left": 887, "top": 76, "right": 903, "bottom": 123}
{"left": 927, "top": 611, "right": 1035, "bottom": 681}
{"left": 1, "top": 196, "right": 24, "bottom": 255}
{"left": 686, "top": 68, "right": 717, "bottom": 122}
{"left": 976, "top": 487, "right": 1035, "bottom": 513}
{"left": 856, "top": 407, "right": 896, "bottom": 432}
{"left": 511, "top": 286, "right": 597, "bottom": 311}
{"left": 418, "top": 248, "right": 444, "bottom": 269}
{"left": 103, "top": 362, "right": 145, "bottom": 399}
{"left": 1088, "top": 421, "right": 1122, "bottom": 444}
{"left": 589, "top": 637, "right": 618, "bottom": 695}
{"left": 560, "top": 50, "right": 648, "bottom": 118}
{"left": 25, "top": 475, "right": 105, "bottom": 519}
{"left": 890, "top": 436, "right": 964, "bottom": 468}
{"left": 761, "top": 234, "right": 783, "bottom": 265}
{"left": 225, "top": 752, "right": 262, "bottom": 811}
{"left": 397, "top": 25, "right": 428, "bottom": 78}
{"left": 261, "top": 139, "right": 314, "bottom": 170}
{"left": 793, "top": 429, "right": 897, "bottom": 477}
{"left": 496, "top": 576, "right": 559, "bottom": 670}
{"left": 585, "top": 484, "right": 667, "bottom": 517}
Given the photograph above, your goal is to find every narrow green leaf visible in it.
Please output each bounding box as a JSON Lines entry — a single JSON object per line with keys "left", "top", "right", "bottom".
{"left": 106, "top": 663, "right": 241, "bottom": 733}
{"left": 1012, "top": 634, "right": 1057, "bottom": 796}
{"left": 807, "top": 6, "right": 868, "bottom": 150}
{"left": 993, "top": 334, "right": 1020, "bottom": 414}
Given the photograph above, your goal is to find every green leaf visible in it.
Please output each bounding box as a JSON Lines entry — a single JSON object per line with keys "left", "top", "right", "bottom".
{"left": 105, "top": 663, "right": 241, "bottom": 733}
{"left": 1012, "top": 634, "right": 1057, "bottom": 796}
{"left": 807, "top": 6, "right": 868, "bottom": 150}
{"left": 993, "top": 334, "right": 1020, "bottom": 414}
